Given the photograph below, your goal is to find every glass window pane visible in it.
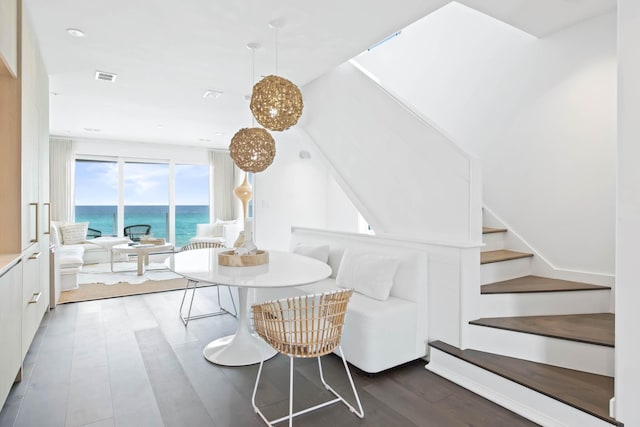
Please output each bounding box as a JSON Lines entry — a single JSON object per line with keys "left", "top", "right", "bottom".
{"left": 175, "top": 164, "right": 210, "bottom": 247}
{"left": 75, "top": 160, "right": 118, "bottom": 235}
{"left": 124, "top": 162, "right": 169, "bottom": 241}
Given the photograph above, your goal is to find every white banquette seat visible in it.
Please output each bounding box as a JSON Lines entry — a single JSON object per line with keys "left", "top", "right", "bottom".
{"left": 254, "top": 227, "right": 429, "bottom": 374}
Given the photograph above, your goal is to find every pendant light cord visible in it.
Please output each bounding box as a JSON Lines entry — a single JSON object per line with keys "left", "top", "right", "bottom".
{"left": 275, "top": 26, "right": 279, "bottom": 75}
{"left": 251, "top": 46, "right": 256, "bottom": 127}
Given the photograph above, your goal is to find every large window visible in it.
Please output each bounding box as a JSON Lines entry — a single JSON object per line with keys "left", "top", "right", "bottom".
{"left": 175, "top": 164, "right": 210, "bottom": 247}
{"left": 75, "top": 159, "right": 118, "bottom": 235}
{"left": 124, "top": 162, "right": 169, "bottom": 241}
{"left": 74, "top": 157, "right": 209, "bottom": 247}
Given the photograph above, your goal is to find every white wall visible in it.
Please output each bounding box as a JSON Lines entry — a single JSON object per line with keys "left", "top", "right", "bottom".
{"left": 355, "top": 3, "right": 617, "bottom": 275}
{"left": 326, "top": 176, "right": 360, "bottom": 232}
{"left": 615, "top": 1, "right": 640, "bottom": 424}
{"left": 253, "top": 129, "right": 360, "bottom": 250}
{"left": 302, "top": 61, "right": 481, "bottom": 244}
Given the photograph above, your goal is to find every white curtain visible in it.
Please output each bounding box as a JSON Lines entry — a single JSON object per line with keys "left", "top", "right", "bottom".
{"left": 49, "top": 137, "right": 75, "bottom": 223}
{"left": 210, "top": 150, "right": 240, "bottom": 221}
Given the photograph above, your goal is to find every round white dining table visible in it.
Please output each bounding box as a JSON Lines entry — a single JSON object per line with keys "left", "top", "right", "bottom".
{"left": 165, "top": 248, "right": 332, "bottom": 366}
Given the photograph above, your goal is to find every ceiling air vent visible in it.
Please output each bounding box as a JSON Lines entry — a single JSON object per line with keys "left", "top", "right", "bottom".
{"left": 95, "top": 71, "right": 117, "bottom": 82}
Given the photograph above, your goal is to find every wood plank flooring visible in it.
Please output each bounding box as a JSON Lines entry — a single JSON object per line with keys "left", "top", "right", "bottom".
{"left": 481, "top": 275, "right": 611, "bottom": 294}
{"left": 470, "top": 313, "right": 615, "bottom": 347}
{"left": 480, "top": 249, "right": 533, "bottom": 264}
{"left": 0, "top": 288, "right": 537, "bottom": 427}
{"left": 430, "top": 341, "right": 620, "bottom": 426}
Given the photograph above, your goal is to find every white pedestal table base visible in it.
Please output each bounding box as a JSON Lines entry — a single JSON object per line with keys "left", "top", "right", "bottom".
{"left": 203, "top": 287, "right": 277, "bottom": 366}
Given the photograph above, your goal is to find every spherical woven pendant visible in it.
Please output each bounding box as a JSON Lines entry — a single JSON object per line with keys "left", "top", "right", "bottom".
{"left": 250, "top": 75, "right": 304, "bottom": 131}
{"left": 229, "top": 128, "right": 276, "bottom": 173}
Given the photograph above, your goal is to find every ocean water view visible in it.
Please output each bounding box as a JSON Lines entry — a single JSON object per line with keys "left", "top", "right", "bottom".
{"left": 75, "top": 205, "right": 209, "bottom": 248}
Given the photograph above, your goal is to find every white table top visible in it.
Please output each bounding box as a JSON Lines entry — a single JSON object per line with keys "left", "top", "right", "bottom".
{"left": 165, "top": 248, "right": 332, "bottom": 288}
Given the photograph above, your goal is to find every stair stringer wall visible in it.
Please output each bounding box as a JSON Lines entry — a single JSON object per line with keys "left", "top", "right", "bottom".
{"left": 300, "top": 61, "right": 481, "bottom": 245}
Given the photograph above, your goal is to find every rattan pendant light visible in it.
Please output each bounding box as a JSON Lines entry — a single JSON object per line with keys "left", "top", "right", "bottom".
{"left": 230, "top": 43, "right": 276, "bottom": 173}
{"left": 229, "top": 127, "right": 275, "bottom": 173}
{"left": 250, "top": 22, "right": 303, "bottom": 132}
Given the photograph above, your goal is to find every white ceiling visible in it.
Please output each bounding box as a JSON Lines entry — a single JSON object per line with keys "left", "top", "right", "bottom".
{"left": 457, "top": 0, "right": 615, "bottom": 37}
{"left": 24, "top": 0, "right": 615, "bottom": 149}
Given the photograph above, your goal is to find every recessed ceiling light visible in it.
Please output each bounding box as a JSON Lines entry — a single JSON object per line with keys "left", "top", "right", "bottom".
{"left": 215, "top": 132, "right": 224, "bottom": 136}
{"left": 199, "top": 138, "right": 212, "bottom": 142}
{"left": 66, "top": 28, "right": 85, "bottom": 38}
{"left": 203, "top": 90, "right": 223, "bottom": 99}
{"left": 157, "top": 124, "right": 164, "bottom": 128}
{"left": 95, "top": 71, "right": 117, "bottom": 82}
{"left": 83, "top": 127, "right": 101, "bottom": 132}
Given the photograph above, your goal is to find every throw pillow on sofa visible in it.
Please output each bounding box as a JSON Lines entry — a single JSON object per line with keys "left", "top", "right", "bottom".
{"left": 60, "top": 222, "right": 89, "bottom": 245}
{"left": 293, "top": 243, "right": 330, "bottom": 264}
{"left": 336, "top": 248, "right": 399, "bottom": 301}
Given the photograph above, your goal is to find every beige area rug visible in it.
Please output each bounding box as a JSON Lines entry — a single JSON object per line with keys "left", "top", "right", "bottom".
{"left": 58, "top": 277, "right": 188, "bottom": 304}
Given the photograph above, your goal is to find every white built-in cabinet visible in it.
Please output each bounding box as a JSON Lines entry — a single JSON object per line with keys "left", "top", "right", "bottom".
{"left": 0, "top": 0, "right": 50, "bottom": 410}
{"left": 19, "top": 6, "right": 50, "bottom": 354}
{"left": 0, "top": 261, "right": 22, "bottom": 407}
{"left": 20, "top": 8, "right": 50, "bottom": 352}
{"left": 21, "top": 249, "right": 45, "bottom": 358}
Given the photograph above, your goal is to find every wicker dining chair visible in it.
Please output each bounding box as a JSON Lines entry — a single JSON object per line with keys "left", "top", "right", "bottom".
{"left": 179, "top": 241, "right": 237, "bottom": 326}
{"left": 251, "top": 289, "right": 364, "bottom": 426}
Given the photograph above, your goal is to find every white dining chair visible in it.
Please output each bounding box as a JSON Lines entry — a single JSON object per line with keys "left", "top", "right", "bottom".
{"left": 179, "top": 241, "right": 237, "bottom": 325}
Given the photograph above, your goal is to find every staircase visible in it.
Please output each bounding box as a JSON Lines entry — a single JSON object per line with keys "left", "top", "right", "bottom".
{"left": 427, "top": 224, "right": 619, "bottom": 426}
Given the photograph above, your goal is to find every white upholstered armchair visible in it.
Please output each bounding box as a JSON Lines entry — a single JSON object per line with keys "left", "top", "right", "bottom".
{"left": 189, "top": 221, "right": 242, "bottom": 246}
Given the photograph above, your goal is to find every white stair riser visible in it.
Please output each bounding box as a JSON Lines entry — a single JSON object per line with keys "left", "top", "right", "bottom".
{"left": 466, "top": 325, "right": 613, "bottom": 376}
{"left": 427, "top": 348, "right": 614, "bottom": 427}
{"left": 481, "top": 257, "right": 532, "bottom": 285}
{"left": 482, "top": 232, "right": 505, "bottom": 252}
{"left": 477, "top": 290, "right": 611, "bottom": 318}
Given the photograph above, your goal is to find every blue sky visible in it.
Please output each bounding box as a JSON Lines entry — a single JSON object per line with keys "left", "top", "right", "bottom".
{"left": 75, "top": 161, "right": 209, "bottom": 205}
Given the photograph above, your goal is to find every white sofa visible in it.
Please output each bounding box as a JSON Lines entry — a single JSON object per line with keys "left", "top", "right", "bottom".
{"left": 255, "top": 227, "right": 429, "bottom": 374}
{"left": 189, "top": 221, "right": 243, "bottom": 246}
{"left": 50, "top": 222, "right": 130, "bottom": 291}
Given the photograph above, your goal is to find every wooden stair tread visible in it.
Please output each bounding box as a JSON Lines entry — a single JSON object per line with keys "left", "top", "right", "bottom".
{"left": 469, "top": 313, "right": 614, "bottom": 347}
{"left": 481, "top": 249, "right": 533, "bottom": 264}
{"left": 482, "top": 226, "right": 507, "bottom": 234}
{"left": 429, "top": 341, "right": 620, "bottom": 425}
{"left": 482, "top": 275, "right": 611, "bottom": 294}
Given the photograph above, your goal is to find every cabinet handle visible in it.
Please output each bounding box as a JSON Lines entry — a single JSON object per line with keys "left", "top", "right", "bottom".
{"left": 28, "top": 292, "right": 42, "bottom": 304}
{"left": 28, "top": 252, "right": 41, "bottom": 260}
{"left": 44, "top": 202, "right": 51, "bottom": 235}
{"left": 29, "top": 202, "right": 39, "bottom": 243}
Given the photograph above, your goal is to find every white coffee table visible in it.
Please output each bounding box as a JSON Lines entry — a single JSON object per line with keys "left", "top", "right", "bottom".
{"left": 165, "top": 248, "right": 332, "bottom": 366}
{"left": 111, "top": 242, "right": 174, "bottom": 276}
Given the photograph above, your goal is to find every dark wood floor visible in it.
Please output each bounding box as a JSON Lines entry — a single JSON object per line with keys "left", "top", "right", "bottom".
{"left": 482, "top": 227, "right": 507, "bottom": 234}
{"left": 470, "top": 313, "right": 615, "bottom": 347}
{"left": 480, "top": 250, "right": 533, "bottom": 264}
{"left": 481, "top": 275, "right": 611, "bottom": 294}
{"left": 0, "top": 288, "right": 537, "bottom": 427}
{"left": 430, "top": 341, "right": 619, "bottom": 426}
